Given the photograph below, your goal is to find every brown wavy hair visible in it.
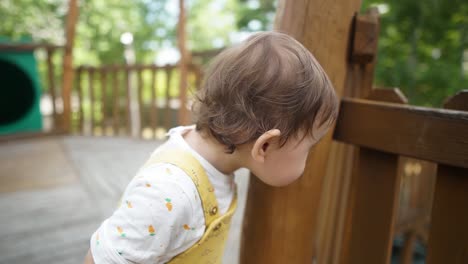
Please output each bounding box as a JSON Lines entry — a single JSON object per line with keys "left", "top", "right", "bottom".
{"left": 193, "top": 31, "right": 338, "bottom": 153}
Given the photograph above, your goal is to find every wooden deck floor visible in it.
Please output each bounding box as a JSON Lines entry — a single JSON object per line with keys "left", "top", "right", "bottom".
{"left": 0, "top": 136, "right": 249, "bottom": 264}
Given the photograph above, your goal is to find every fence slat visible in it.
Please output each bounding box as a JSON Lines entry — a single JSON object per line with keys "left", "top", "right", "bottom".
{"left": 426, "top": 165, "right": 468, "bottom": 264}
{"left": 426, "top": 91, "right": 468, "bottom": 264}
{"left": 340, "top": 147, "right": 400, "bottom": 264}
{"left": 100, "top": 68, "right": 107, "bottom": 135}
{"left": 165, "top": 65, "right": 172, "bottom": 130}
{"left": 76, "top": 67, "right": 83, "bottom": 134}
{"left": 125, "top": 67, "right": 131, "bottom": 135}
{"left": 150, "top": 67, "right": 157, "bottom": 137}
{"left": 138, "top": 67, "right": 144, "bottom": 137}
{"left": 46, "top": 48, "right": 57, "bottom": 126}
{"left": 112, "top": 66, "right": 120, "bottom": 135}
{"left": 89, "top": 68, "right": 95, "bottom": 135}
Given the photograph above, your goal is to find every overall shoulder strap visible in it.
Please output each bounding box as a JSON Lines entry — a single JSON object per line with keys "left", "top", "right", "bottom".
{"left": 144, "top": 150, "right": 220, "bottom": 226}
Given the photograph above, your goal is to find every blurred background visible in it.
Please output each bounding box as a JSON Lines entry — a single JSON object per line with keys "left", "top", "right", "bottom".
{"left": 0, "top": 0, "right": 466, "bottom": 263}
{"left": 1, "top": 0, "right": 466, "bottom": 136}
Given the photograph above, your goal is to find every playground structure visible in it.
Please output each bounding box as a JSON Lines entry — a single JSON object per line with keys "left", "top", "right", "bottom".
{"left": 0, "top": 0, "right": 467, "bottom": 263}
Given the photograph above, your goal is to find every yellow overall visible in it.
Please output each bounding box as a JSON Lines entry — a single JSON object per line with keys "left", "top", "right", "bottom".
{"left": 144, "top": 150, "right": 238, "bottom": 264}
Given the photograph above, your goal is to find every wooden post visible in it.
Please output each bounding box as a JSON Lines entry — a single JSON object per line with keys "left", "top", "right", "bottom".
{"left": 177, "top": 0, "right": 190, "bottom": 125}
{"left": 240, "top": 0, "right": 363, "bottom": 263}
{"left": 426, "top": 91, "right": 468, "bottom": 264}
{"left": 61, "top": 0, "right": 79, "bottom": 132}
{"left": 315, "top": 8, "right": 380, "bottom": 264}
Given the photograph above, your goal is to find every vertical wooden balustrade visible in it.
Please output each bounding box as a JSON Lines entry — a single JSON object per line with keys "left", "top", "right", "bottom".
{"left": 111, "top": 65, "right": 120, "bottom": 135}
{"left": 88, "top": 67, "right": 95, "bottom": 135}
{"left": 76, "top": 66, "right": 83, "bottom": 133}
{"left": 100, "top": 67, "right": 107, "bottom": 135}
{"left": 339, "top": 88, "right": 407, "bottom": 264}
{"left": 164, "top": 65, "right": 172, "bottom": 130}
{"left": 150, "top": 66, "right": 157, "bottom": 138}
{"left": 69, "top": 63, "right": 202, "bottom": 137}
{"left": 137, "top": 66, "right": 144, "bottom": 137}
{"left": 333, "top": 91, "right": 468, "bottom": 263}
{"left": 427, "top": 91, "right": 468, "bottom": 264}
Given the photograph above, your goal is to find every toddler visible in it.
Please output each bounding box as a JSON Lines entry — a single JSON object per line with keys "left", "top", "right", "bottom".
{"left": 84, "top": 31, "right": 338, "bottom": 264}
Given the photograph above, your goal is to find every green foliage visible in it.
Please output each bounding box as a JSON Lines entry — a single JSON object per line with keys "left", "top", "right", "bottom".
{"left": 362, "top": 0, "right": 468, "bottom": 106}
{"left": 2, "top": 0, "right": 464, "bottom": 107}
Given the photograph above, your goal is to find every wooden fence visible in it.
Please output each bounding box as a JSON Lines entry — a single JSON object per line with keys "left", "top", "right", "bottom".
{"left": 331, "top": 89, "right": 468, "bottom": 264}
{"left": 71, "top": 63, "right": 202, "bottom": 138}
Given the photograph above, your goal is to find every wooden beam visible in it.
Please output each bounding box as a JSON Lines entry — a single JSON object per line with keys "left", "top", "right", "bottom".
{"left": 61, "top": 0, "right": 79, "bottom": 132}
{"left": 334, "top": 98, "right": 468, "bottom": 169}
{"left": 0, "top": 43, "right": 62, "bottom": 51}
{"left": 240, "top": 0, "right": 363, "bottom": 263}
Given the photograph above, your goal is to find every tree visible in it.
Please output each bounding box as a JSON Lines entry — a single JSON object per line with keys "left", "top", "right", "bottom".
{"left": 362, "top": 0, "right": 468, "bottom": 106}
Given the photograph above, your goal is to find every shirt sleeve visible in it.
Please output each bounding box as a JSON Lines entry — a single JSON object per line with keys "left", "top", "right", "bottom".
{"left": 90, "top": 163, "right": 205, "bottom": 264}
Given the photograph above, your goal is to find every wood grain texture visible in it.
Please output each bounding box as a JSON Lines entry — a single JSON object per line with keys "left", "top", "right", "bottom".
{"left": 0, "top": 136, "right": 250, "bottom": 264}
{"left": 340, "top": 148, "right": 400, "bottom": 264}
{"left": 426, "top": 165, "right": 468, "bottom": 264}
{"left": 334, "top": 98, "right": 468, "bottom": 168}
{"left": 338, "top": 89, "right": 405, "bottom": 264}
{"left": 426, "top": 92, "right": 468, "bottom": 264}
{"left": 61, "top": 0, "right": 79, "bottom": 132}
{"left": 241, "top": 0, "right": 363, "bottom": 262}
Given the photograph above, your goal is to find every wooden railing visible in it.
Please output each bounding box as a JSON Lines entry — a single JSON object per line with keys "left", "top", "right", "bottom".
{"left": 71, "top": 63, "right": 202, "bottom": 138}
{"left": 333, "top": 89, "right": 468, "bottom": 264}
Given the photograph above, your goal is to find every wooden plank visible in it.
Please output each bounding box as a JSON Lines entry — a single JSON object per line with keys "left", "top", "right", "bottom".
{"left": 76, "top": 67, "right": 84, "bottom": 134}
{"left": 0, "top": 130, "right": 66, "bottom": 143}
{"left": 112, "top": 66, "right": 120, "bottom": 135}
{"left": 0, "top": 43, "right": 62, "bottom": 51}
{"left": 150, "top": 67, "right": 157, "bottom": 137}
{"left": 61, "top": 0, "right": 79, "bottom": 133}
{"left": 340, "top": 148, "right": 401, "bottom": 264}
{"left": 240, "top": 1, "right": 363, "bottom": 263}
{"left": 426, "top": 91, "right": 468, "bottom": 264}
{"left": 426, "top": 165, "right": 468, "bottom": 264}
{"left": 334, "top": 98, "right": 468, "bottom": 169}
{"left": 400, "top": 232, "right": 418, "bottom": 264}
{"left": 319, "top": 11, "right": 381, "bottom": 263}
{"left": 100, "top": 68, "right": 107, "bottom": 135}
{"left": 46, "top": 47, "right": 57, "bottom": 126}
{"left": 88, "top": 68, "right": 95, "bottom": 135}
{"left": 165, "top": 65, "right": 172, "bottom": 130}
{"left": 340, "top": 89, "right": 406, "bottom": 263}
{"left": 125, "top": 67, "right": 131, "bottom": 135}
{"left": 138, "top": 67, "right": 144, "bottom": 137}
{"left": 443, "top": 90, "right": 468, "bottom": 110}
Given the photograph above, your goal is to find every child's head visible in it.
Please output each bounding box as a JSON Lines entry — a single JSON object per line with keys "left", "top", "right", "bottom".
{"left": 193, "top": 31, "right": 338, "bottom": 186}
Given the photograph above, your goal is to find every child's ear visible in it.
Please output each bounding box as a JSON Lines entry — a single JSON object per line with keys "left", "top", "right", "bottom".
{"left": 251, "top": 129, "right": 281, "bottom": 163}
